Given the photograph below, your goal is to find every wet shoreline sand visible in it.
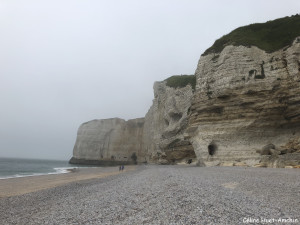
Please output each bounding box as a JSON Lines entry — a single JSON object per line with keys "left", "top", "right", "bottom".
{"left": 0, "top": 166, "right": 136, "bottom": 198}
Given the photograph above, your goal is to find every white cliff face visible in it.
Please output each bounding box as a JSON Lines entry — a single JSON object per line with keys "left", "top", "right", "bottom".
{"left": 188, "top": 37, "right": 300, "bottom": 166}
{"left": 71, "top": 118, "right": 145, "bottom": 164}
{"left": 143, "top": 81, "right": 196, "bottom": 164}
{"left": 70, "top": 79, "right": 196, "bottom": 165}
{"left": 70, "top": 37, "right": 300, "bottom": 168}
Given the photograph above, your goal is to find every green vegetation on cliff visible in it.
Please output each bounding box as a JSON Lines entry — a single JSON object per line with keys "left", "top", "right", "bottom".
{"left": 203, "top": 14, "right": 300, "bottom": 56}
{"left": 165, "top": 75, "right": 196, "bottom": 90}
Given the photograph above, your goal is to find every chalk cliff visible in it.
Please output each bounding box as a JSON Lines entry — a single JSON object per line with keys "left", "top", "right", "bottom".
{"left": 70, "top": 15, "right": 300, "bottom": 168}
{"left": 187, "top": 37, "right": 300, "bottom": 167}
{"left": 143, "top": 80, "right": 196, "bottom": 164}
{"left": 70, "top": 118, "right": 145, "bottom": 165}
{"left": 70, "top": 78, "right": 196, "bottom": 165}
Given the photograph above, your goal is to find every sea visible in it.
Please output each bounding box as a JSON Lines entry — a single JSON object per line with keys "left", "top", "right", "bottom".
{"left": 0, "top": 157, "right": 78, "bottom": 179}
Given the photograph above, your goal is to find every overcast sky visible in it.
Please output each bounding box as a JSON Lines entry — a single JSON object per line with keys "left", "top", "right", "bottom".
{"left": 0, "top": 1, "right": 299, "bottom": 160}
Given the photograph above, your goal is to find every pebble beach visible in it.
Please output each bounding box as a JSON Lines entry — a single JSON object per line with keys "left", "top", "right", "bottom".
{"left": 0, "top": 165, "right": 299, "bottom": 224}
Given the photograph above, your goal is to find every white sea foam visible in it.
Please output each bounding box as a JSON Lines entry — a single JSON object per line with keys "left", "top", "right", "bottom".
{"left": 0, "top": 167, "right": 78, "bottom": 180}
{"left": 0, "top": 157, "right": 100, "bottom": 180}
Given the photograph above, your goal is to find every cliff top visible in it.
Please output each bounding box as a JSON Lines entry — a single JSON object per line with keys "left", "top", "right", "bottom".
{"left": 203, "top": 14, "right": 300, "bottom": 56}
{"left": 164, "top": 75, "right": 196, "bottom": 90}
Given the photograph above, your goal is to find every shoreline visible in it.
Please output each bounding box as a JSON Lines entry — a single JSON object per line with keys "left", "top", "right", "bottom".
{"left": 0, "top": 168, "right": 73, "bottom": 180}
{"left": 0, "top": 165, "right": 136, "bottom": 198}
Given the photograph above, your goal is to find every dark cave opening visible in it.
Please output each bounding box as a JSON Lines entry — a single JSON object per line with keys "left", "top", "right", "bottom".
{"left": 208, "top": 143, "right": 217, "bottom": 156}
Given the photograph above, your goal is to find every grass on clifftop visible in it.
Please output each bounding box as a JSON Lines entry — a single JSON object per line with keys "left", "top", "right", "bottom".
{"left": 165, "top": 75, "right": 196, "bottom": 90}
{"left": 203, "top": 14, "right": 300, "bottom": 56}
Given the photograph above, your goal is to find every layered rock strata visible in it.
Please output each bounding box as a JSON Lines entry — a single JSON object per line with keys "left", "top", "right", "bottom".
{"left": 187, "top": 37, "right": 300, "bottom": 167}
{"left": 70, "top": 118, "right": 145, "bottom": 165}
{"left": 70, "top": 16, "right": 300, "bottom": 168}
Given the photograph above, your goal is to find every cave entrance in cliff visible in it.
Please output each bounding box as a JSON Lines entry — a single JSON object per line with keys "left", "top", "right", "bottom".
{"left": 208, "top": 142, "right": 217, "bottom": 156}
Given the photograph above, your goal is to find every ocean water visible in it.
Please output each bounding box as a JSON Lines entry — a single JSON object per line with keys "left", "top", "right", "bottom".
{"left": 0, "top": 157, "right": 75, "bottom": 179}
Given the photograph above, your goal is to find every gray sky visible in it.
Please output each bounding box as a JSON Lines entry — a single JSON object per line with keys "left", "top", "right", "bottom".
{"left": 0, "top": 0, "right": 299, "bottom": 160}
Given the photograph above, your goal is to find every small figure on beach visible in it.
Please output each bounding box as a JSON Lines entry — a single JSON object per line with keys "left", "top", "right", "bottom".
{"left": 119, "top": 166, "right": 121, "bottom": 171}
{"left": 121, "top": 165, "right": 124, "bottom": 171}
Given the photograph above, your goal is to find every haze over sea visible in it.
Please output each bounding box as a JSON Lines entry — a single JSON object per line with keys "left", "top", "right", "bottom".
{"left": 0, "top": 157, "right": 76, "bottom": 179}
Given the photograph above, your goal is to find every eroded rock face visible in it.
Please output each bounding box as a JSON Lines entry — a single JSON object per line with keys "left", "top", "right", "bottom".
{"left": 70, "top": 118, "right": 145, "bottom": 165}
{"left": 143, "top": 81, "right": 196, "bottom": 164}
{"left": 70, "top": 37, "right": 300, "bottom": 168}
{"left": 70, "top": 80, "right": 196, "bottom": 165}
{"left": 187, "top": 37, "right": 300, "bottom": 167}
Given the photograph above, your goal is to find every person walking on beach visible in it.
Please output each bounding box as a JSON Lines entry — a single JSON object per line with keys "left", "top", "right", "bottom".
{"left": 121, "top": 165, "right": 124, "bottom": 171}
{"left": 119, "top": 165, "right": 121, "bottom": 171}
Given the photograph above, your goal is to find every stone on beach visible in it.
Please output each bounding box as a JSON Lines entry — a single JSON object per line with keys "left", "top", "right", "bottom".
{"left": 0, "top": 165, "right": 299, "bottom": 224}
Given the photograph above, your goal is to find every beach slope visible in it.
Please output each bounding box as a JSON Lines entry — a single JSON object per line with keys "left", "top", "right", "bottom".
{"left": 0, "top": 166, "right": 299, "bottom": 224}
{"left": 0, "top": 166, "right": 135, "bottom": 197}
